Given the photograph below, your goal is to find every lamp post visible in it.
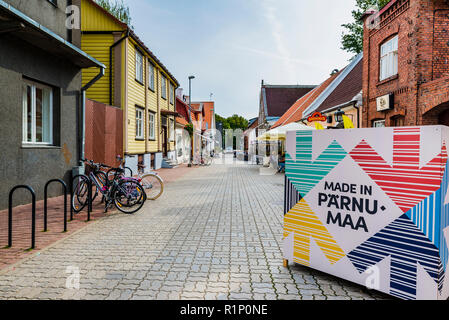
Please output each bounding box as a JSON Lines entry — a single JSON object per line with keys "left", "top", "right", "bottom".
{"left": 188, "top": 76, "right": 195, "bottom": 167}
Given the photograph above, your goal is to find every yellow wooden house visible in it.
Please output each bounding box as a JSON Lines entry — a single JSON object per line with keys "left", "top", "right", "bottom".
{"left": 80, "top": 0, "right": 179, "bottom": 170}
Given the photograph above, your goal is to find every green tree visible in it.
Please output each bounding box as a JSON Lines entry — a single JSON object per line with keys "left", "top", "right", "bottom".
{"left": 226, "top": 114, "right": 248, "bottom": 131}
{"left": 95, "top": 0, "right": 132, "bottom": 26}
{"left": 341, "top": 0, "right": 390, "bottom": 55}
{"left": 215, "top": 114, "right": 231, "bottom": 130}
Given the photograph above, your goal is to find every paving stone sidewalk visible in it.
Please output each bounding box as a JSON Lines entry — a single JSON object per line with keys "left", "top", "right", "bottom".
{"left": 0, "top": 163, "right": 389, "bottom": 300}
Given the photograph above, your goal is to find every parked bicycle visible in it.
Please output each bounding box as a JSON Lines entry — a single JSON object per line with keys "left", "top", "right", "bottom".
{"left": 107, "top": 155, "right": 164, "bottom": 201}
{"left": 72, "top": 159, "right": 146, "bottom": 214}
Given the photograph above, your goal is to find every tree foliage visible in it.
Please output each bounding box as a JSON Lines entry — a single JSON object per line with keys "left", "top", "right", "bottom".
{"left": 95, "top": 0, "right": 132, "bottom": 27}
{"left": 341, "top": 0, "right": 390, "bottom": 55}
{"left": 184, "top": 123, "right": 194, "bottom": 137}
{"left": 215, "top": 114, "right": 248, "bottom": 131}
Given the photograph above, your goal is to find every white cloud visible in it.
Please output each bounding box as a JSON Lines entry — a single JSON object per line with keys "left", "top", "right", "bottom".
{"left": 260, "top": 0, "right": 296, "bottom": 82}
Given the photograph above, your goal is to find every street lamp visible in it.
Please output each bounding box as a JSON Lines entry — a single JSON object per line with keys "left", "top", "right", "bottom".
{"left": 188, "top": 75, "right": 195, "bottom": 167}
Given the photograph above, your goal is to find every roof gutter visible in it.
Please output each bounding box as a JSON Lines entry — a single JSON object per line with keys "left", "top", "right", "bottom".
{"left": 0, "top": 0, "right": 104, "bottom": 69}
{"left": 79, "top": 67, "right": 105, "bottom": 165}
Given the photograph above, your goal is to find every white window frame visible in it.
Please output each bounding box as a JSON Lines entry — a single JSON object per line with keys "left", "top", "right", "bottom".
{"left": 373, "top": 120, "right": 386, "bottom": 128}
{"left": 135, "top": 50, "right": 144, "bottom": 84}
{"left": 149, "top": 111, "right": 155, "bottom": 140}
{"left": 380, "top": 35, "right": 398, "bottom": 81}
{"left": 161, "top": 74, "right": 167, "bottom": 99}
{"left": 148, "top": 62, "right": 155, "bottom": 91}
{"left": 22, "top": 80, "right": 53, "bottom": 145}
{"left": 169, "top": 83, "right": 174, "bottom": 105}
{"left": 136, "top": 107, "right": 144, "bottom": 139}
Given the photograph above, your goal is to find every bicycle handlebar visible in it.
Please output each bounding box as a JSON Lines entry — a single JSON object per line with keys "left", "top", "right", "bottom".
{"left": 81, "top": 158, "right": 111, "bottom": 169}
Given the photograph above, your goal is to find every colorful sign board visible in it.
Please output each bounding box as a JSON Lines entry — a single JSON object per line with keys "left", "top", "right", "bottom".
{"left": 284, "top": 126, "right": 449, "bottom": 300}
{"left": 307, "top": 112, "right": 327, "bottom": 122}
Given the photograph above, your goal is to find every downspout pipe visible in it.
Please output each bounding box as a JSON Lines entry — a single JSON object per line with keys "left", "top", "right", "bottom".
{"left": 354, "top": 101, "right": 360, "bottom": 128}
{"left": 109, "top": 29, "right": 130, "bottom": 105}
{"left": 79, "top": 67, "right": 105, "bottom": 165}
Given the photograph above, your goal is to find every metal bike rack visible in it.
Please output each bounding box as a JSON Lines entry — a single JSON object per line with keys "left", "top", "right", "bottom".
{"left": 8, "top": 185, "right": 36, "bottom": 249}
{"left": 71, "top": 174, "right": 92, "bottom": 222}
{"left": 44, "top": 179, "right": 68, "bottom": 233}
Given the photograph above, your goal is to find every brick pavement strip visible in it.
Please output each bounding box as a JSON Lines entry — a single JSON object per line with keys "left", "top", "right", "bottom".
{"left": 0, "top": 163, "right": 389, "bottom": 300}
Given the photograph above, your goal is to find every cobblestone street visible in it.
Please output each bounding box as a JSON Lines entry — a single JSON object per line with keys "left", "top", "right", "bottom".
{"left": 0, "top": 163, "right": 388, "bottom": 300}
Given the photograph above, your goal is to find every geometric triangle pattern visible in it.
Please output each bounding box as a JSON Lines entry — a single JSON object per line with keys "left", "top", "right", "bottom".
{"left": 286, "top": 130, "right": 347, "bottom": 198}
{"left": 284, "top": 199, "right": 346, "bottom": 267}
{"left": 347, "top": 214, "right": 444, "bottom": 300}
{"left": 350, "top": 127, "right": 447, "bottom": 213}
{"left": 284, "top": 176, "right": 302, "bottom": 215}
{"left": 406, "top": 158, "right": 449, "bottom": 272}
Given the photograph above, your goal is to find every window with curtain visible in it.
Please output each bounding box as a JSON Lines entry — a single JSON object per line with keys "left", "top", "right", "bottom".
{"left": 136, "top": 108, "right": 144, "bottom": 139}
{"left": 135, "top": 50, "right": 143, "bottom": 84}
{"left": 148, "top": 62, "right": 155, "bottom": 91}
{"left": 23, "top": 80, "right": 53, "bottom": 145}
{"left": 169, "top": 83, "right": 174, "bottom": 105}
{"left": 149, "top": 112, "right": 155, "bottom": 140}
{"left": 380, "top": 35, "right": 398, "bottom": 81}
{"left": 161, "top": 75, "right": 167, "bottom": 99}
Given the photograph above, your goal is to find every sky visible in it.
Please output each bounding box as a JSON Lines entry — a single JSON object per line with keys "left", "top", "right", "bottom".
{"left": 127, "top": 0, "right": 357, "bottom": 120}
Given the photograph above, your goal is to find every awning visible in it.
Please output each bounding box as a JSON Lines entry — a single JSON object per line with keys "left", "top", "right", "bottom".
{"left": 161, "top": 110, "right": 179, "bottom": 117}
{"left": 0, "top": 0, "right": 105, "bottom": 69}
{"left": 257, "top": 122, "right": 314, "bottom": 141}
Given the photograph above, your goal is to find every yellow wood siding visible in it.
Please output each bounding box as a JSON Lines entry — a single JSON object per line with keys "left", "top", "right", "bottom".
{"left": 147, "top": 64, "right": 159, "bottom": 153}
{"left": 81, "top": 33, "right": 114, "bottom": 104}
{"left": 81, "top": 0, "right": 124, "bottom": 32}
{"left": 126, "top": 40, "right": 146, "bottom": 154}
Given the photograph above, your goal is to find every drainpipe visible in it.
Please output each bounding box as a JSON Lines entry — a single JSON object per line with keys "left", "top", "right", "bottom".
{"left": 109, "top": 30, "right": 130, "bottom": 105}
{"left": 354, "top": 101, "right": 360, "bottom": 128}
{"left": 79, "top": 67, "right": 105, "bottom": 166}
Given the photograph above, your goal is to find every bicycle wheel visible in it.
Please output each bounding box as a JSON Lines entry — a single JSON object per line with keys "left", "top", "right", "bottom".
{"left": 93, "top": 171, "right": 108, "bottom": 203}
{"left": 71, "top": 176, "right": 89, "bottom": 213}
{"left": 113, "top": 180, "right": 145, "bottom": 214}
{"left": 140, "top": 173, "right": 164, "bottom": 200}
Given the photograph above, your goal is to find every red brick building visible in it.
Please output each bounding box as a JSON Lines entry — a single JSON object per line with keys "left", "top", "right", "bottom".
{"left": 362, "top": 0, "right": 449, "bottom": 127}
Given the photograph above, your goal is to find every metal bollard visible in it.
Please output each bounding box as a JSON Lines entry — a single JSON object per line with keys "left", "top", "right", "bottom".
{"left": 8, "top": 185, "right": 36, "bottom": 249}
{"left": 44, "top": 179, "right": 68, "bottom": 233}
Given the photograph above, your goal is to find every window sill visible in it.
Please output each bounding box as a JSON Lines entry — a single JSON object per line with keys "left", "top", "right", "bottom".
{"left": 149, "top": 87, "right": 155, "bottom": 93}
{"left": 135, "top": 138, "right": 145, "bottom": 141}
{"left": 135, "top": 79, "right": 144, "bottom": 86}
{"left": 377, "top": 74, "right": 398, "bottom": 86}
{"left": 21, "top": 144, "right": 60, "bottom": 149}
{"left": 149, "top": 138, "right": 156, "bottom": 142}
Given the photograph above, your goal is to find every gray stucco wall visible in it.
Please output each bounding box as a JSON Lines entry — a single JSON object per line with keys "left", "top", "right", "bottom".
{"left": 0, "top": 34, "right": 82, "bottom": 209}
{"left": 5, "top": 0, "right": 72, "bottom": 42}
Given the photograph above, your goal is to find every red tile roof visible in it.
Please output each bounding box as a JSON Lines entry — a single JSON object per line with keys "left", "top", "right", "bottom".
{"left": 176, "top": 97, "right": 190, "bottom": 126}
{"left": 262, "top": 85, "right": 316, "bottom": 117}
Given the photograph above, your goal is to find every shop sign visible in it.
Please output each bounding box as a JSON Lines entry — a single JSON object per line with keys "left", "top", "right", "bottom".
{"left": 376, "top": 94, "right": 393, "bottom": 111}
{"left": 307, "top": 112, "right": 327, "bottom": 122}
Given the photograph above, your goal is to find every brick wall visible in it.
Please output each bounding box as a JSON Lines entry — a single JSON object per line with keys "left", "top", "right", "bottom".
{"left": 362, "top": 0, "right": 449, "bottom": 127}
